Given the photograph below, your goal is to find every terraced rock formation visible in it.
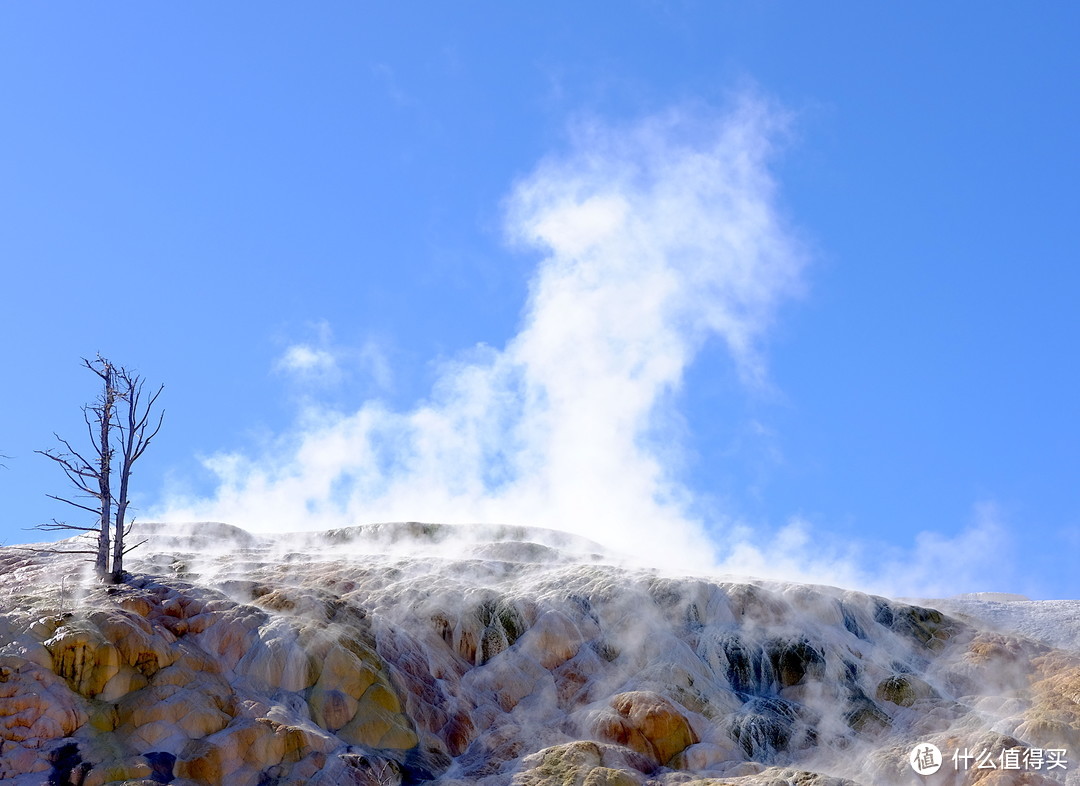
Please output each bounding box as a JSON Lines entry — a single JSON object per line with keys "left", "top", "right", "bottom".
{"left": 0, "top": 522, "right": 1076, "bottom": 785}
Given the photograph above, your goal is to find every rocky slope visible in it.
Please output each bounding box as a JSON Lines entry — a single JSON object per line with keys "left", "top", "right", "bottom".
{"left": 0, "top": 522, "right": 1077, "bottom": 785}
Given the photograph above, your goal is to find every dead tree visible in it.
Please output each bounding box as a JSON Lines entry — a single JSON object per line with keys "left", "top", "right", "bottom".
{"left": 36, "top": 356, "right": 118, "bottom": 576}
{"left": 35, "top": 356, "right": 163, "bottom": 582}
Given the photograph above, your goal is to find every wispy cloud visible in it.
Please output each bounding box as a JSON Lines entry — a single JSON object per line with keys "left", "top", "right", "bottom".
{"left": 277, "top": 344, "right": 339, "bottom": 377}
{"left": 881, "top": 502, "right": 1016, "bottom": 599}
{"left": 713, "top": 504, "right": 1015, "bottom": 599}
{"left": 275, "top": 320, "right": 339, "bottom": 379}
{"left": 275, "top": 322, "right": 392, "bottom": 392}
{"left": 372, "top": 62, "right": 412, "bottom": 107}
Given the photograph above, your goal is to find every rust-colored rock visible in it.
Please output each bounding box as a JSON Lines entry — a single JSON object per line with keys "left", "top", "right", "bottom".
{"left": 595, "top": 691, "right": 698, "bottom": 767}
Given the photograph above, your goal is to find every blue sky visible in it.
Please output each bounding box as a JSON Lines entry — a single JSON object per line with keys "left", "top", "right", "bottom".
{"left": 2, "top": 3, "right": 1077, "bottom": 599}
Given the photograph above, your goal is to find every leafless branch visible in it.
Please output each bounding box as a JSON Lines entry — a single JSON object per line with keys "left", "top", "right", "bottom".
{"left": 32, "top": 516, "right": 99, "bottom": 532}
{"left": 121, "top": 538, "right": 148, "bottom": 556}
{"left": 14, "top": 546, "right": 101, "bottom": 556}
{"left": 36, "top": 449, "right": 101, "bottom": 498}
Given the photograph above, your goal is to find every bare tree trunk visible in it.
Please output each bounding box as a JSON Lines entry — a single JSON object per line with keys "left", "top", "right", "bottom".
{"left": 36, "top": 356, "right": 118, "bottom": 578}
{"left": 112, "top": 455, "right": 128, "bottom": 580}
{"left": 96, "top": 367, "right": 114, "bottom": 577}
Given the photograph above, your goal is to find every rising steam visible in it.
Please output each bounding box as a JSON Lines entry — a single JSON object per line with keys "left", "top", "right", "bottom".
{"left": 161, "top": 98, "right": 801, "bottom": 572}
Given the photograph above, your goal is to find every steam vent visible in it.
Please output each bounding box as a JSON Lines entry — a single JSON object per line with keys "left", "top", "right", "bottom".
{"left": 1, "top": 522, "right": 1077, "bottom": 785}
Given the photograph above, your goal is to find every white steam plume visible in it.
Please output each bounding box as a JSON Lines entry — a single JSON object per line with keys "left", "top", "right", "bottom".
{"left": 162, "top": 99, "right": 805, "bottom": 572}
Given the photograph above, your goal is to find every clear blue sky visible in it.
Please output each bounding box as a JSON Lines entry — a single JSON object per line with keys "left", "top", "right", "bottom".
{"left": 2, "top": 3, "right": 1077, "bottom": 599}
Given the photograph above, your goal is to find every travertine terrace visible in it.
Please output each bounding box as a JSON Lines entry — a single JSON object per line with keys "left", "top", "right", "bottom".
{"left": 1, "top": 522, "right": 1076, "bottom": 785}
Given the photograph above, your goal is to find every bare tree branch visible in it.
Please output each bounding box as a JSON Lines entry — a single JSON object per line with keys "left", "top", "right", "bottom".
{"left": 43, "top": 495, "right": 101, "bottom": 516}
{"left": 35, "top": 450, "right": 101, "bottom": 499}
{"left": 30, "top": 516, "right": 100, "bottom": 532}
{"left": 14, "top": 547, "right": 102, "bottom": 556}
{"left": 121, "top": 538, "right": 148, "bottom": 556}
